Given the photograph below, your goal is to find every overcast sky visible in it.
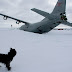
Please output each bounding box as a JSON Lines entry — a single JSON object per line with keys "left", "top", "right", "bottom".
{"left": 0, "top": 0, "right": 72, "bottom": 28}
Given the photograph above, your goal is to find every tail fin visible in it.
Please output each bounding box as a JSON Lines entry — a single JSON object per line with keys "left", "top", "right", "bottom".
{"left": 52, "top": 0, "right": 66, "bottom": 15}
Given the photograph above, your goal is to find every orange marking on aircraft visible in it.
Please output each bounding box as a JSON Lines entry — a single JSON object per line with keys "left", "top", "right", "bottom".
{"left": 57, "top": 2, "right": 62, "bottom": 6}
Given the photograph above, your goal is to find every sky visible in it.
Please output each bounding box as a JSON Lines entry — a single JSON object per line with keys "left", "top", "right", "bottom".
{"left": 0, "top": 0, "right": 72, "bottom": 28}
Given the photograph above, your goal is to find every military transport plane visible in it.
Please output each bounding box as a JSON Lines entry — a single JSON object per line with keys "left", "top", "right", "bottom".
{"left": 0, "top": 0, "right": 72, "bottom": 34}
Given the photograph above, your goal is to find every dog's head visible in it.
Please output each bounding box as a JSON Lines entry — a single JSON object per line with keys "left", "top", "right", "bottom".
{"left": 8, "top": 48, "right": 17, "bottom": 58}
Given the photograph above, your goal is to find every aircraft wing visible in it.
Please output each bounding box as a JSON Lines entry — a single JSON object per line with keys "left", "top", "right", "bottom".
{"left": 0, "top": 13, "right": 29, "bottom": 25}
{"left": 31, "top": 8, "right": 54, "bottom": 20}
{"left": 62, "top": 21, "right": 72, "bottom": 27}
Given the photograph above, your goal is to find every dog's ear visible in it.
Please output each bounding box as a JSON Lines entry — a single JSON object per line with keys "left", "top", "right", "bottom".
{"left": 10, "top": 48, "right": 12, "bottom": 50}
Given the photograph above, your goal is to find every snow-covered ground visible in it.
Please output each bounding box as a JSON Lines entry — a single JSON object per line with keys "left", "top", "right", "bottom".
{"left": 0, "top": 28, "right": 72, "bottom": 72}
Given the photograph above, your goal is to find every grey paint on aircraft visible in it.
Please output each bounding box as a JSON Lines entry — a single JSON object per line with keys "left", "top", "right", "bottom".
{"left": 0, "top": 0, "right": 72, "bottom": 34}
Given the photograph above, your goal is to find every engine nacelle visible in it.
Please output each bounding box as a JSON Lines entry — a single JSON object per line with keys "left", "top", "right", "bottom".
{"left": 3, "top": 16, "right": 7, "bottom": 20}
{"left": 16, "top": 20, "right": 21, "bottom": 24}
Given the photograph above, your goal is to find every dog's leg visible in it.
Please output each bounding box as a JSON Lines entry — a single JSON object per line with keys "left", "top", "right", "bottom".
{"left": 6, "top": 63, "right": 11, "bottom": 71}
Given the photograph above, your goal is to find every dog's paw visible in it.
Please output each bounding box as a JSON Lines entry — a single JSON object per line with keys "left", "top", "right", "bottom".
{"left": 7, "top": 67, "right": 11, "bottom": 71}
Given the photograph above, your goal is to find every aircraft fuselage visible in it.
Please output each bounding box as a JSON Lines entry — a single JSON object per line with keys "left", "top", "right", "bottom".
{"left": 19, "top": 17, "right": 63, "bottom": 34}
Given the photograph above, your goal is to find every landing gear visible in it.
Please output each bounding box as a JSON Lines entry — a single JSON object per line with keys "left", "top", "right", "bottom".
{"left": 60, "top": 13, "right": 67, "bottom": 21}
{"left": 61, "top": 15, "right": 67, "bottom": 20}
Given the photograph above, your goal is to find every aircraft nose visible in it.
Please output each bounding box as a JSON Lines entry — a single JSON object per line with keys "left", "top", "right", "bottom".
{"left": 19, "top": 25, "right": 28, "bottom": 31}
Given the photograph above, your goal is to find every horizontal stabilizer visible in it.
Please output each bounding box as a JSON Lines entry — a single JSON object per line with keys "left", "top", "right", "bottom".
{"left": 62, "top": 21, "right": 72, "bottom": 27}
{"left": 31, "top": 8, "right": 53, "bottom": 19}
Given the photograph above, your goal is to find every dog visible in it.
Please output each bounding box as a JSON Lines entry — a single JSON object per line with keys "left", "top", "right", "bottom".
{"left": 0, "top": 48, "right": 17, "bottom": 70}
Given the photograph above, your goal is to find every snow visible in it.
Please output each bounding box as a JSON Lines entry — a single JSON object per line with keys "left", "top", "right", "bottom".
{"left": 0, "top": 28, "right": 72, "bottom": 72}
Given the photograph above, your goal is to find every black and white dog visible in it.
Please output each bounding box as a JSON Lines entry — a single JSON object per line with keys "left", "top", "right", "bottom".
{"left": 0, "top": 48, "right": 17, "bottom": 70}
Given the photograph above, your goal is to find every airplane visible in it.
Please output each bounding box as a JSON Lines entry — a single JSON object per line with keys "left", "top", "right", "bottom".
{"left": 0, "top": 0, "right": 72, "bottom": 34}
